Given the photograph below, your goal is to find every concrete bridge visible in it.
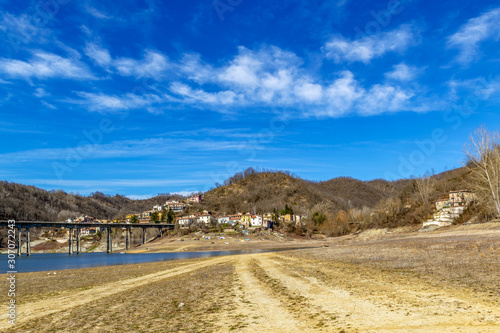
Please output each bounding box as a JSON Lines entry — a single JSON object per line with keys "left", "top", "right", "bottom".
{"left": 0, "top": 221, "right": 175, "bottom": 256}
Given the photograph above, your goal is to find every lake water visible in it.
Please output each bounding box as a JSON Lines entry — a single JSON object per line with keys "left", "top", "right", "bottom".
{"left": 1, "top": 249, "right": 296, "bottom": 273}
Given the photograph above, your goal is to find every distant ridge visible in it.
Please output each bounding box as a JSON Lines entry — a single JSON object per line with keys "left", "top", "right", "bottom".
{"left": 0, "top": 167, "right": 469, "bottom": 221}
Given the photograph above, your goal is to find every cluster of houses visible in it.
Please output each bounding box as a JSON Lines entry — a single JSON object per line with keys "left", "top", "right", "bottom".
{"left": 65, "top": 215, "right": 103, "bottom": 236}
{"left": 126, "top": 195, "right": 202, "bottom": 223}
{"left": 177, "top": 212, "right": 267, "bottom": 228}
{"left": 176, "top": 212, "right": 304, "bottom": 229}
{"left": 422, "top": 190, "right": 476, "bottom": 229}
{"left": 122, "top": 194, "right": 304, "bottom": 229}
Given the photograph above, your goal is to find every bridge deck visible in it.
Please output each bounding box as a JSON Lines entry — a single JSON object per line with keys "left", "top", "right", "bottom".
{"left": 0, "top": 221, "right": 175, "bottom": 229}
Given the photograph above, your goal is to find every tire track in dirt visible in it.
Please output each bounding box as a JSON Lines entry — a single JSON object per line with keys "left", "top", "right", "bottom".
{"left": 225, "top": 255, "right": 312, "bottom": 332}
{"left": 1, "top": 256, "right": 231, "bottom": 330}
{"left": 264, "top": 254, "right": 500, "bottom": 332}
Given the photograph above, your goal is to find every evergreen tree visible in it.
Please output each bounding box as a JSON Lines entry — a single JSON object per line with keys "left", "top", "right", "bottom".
{"left": 167, "top": 209, "right": 176, "bottom": 223}
{"left": 160, "top": 207, "right": 167, "bottom": 222}
{"left": 151, "top": 212, "right": 160, "bottom": 223}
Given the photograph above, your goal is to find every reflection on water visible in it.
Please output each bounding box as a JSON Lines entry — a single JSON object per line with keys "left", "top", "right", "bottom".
{"left": 0, "top": 249, "right": 296, "bottom": 273}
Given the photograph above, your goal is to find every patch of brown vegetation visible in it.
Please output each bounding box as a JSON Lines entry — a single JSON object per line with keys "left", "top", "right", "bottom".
{"left": 31, "top": 240, "right": 63, "bottom": 251}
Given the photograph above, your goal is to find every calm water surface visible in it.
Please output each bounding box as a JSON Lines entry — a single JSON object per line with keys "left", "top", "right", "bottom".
{"left": 1, "top": 249, "right": 295, "bottom": 273}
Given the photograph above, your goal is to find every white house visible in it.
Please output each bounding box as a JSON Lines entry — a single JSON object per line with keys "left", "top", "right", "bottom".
{"left": 198, "top": 214, "right": 215, "bottom": 224}
{"left": 166, "top": 201, "right": 185, "bottom": 213}
{"left": 153, "top": 205, "right": 164, "bottom": 212}
{"left": 229, "top": 215, "right": 242, "bottom": 225}
{"left": 250, "top": 215, "right": 263, "bottom": 227}
{"left": 217, "top": 216, "right": 230, "bottom": 224}
{"left": 177, "top": 216, "right": 196, "bottom": 227}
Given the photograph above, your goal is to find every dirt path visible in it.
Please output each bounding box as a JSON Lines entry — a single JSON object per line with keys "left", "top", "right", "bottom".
{"left": 224, "top": 256, "right": 311, "bottom": 332}
{"left": 2, "top": 256, "right": 230, "bottom": 331}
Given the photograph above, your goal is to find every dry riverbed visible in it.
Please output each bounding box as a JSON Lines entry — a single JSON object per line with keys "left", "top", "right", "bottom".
{"left": 1, "top": 223, "right": 500, "bottom": 332}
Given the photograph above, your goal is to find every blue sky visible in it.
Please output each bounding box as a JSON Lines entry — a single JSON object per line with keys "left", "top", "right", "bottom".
{"left": 0, "top": 0, "right": 499, "bottom": 198}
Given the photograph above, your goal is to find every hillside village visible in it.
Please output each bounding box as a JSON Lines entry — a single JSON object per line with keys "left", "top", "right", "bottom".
{"left": 66, "top": 189, "right": 479, "bottom": 237}
{"left": 120, "top": 194, "right": 300, "bottom": 230}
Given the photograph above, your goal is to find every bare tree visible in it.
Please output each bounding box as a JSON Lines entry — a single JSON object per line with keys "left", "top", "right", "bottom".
{"left": 464, "top": 126, "right": 500, "bottom": 217}
{"left": 415, "top": 170, "right": 436, "bottom": 204}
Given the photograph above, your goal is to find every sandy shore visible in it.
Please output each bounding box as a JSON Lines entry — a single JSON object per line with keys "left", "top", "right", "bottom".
{"left": 2, "top": 223, "right": 500, "bottom": 332}
{"left": 127, "top": 231, "right": 328, "bottom": 253}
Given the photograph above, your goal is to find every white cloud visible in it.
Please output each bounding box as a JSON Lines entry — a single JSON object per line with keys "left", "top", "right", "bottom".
{"left": 294, "top": 82, "right": 323, "bottom": 102}
{"left": 219, "top": 51, "right": 262, "bottom": 87}
{"left": 0, "top": 52, "right": 94, "bottom": 80}
{"left": 323, "top": 25, "right": 417, "bottom": 63}
{"left": 85, "top": 6, "right": 112, "bottom": 19}
{"left": 304, "top": 71, "right": 418, "bottom": 117}
{"left": 218, "top": 46, "right": 302, "bottom": 91}
{"left": 169, "top": 82, "right": 239, "bottom": 106}
{"left": 41, "top": 100, "right": 57, "bottom": 109}
{"left": 84, "top": 42, "right": 112, "bottom": 67}
{"left": 178, "top": 53, "right": 215, "bottom": 84}
{"left": 167, "top": 46, "right": 426, "bottom": 117}
{"left": 219, "top": 56, "right": 262, "bottom": 87}
{"left": 74, "top": 92, "right": 163, "bottom": 112}
{"left": 27, "top": 179, "right": 204, "bottom": 188}
{"left": 0, "top": 13, "right": 43, "bottom": 45}
{"left": 359, "top": 84, "right": 414, "bottom": 115}
{"left": 0, "top": 137, "right": 267, "bottom": 164}
{"left": 324, "top": 71, "right": 363, "bottom": 115}
{"left": 114, "top": 51, "right": 169, "bottom": 79}
{"left": 448, "top": 76, "right": 500, "bottom": 101}
{"left": 447, "top": 8, "right": 500, "bottom": 64}
{"left": 34, "top": 87, "right": 49, "bottom": 98}
{"left": 84, "top": 45, "right": 169, "bottom": 79}
{"left": 71, "top": 44, "right": 433, "bottom": 117}
{"left": 126, "top": 194, "right": 156, "bottom": 200}
{"left": 385, "top": 63, "right": 420, "bottom": 81}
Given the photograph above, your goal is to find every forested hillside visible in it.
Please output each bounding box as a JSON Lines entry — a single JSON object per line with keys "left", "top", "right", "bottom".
{"left": 202, "top": 169, "right": 408, "bottom": 215}
{"left": 0, "top": 181, "right": 182, "bottom": 221}
{"left": 0, "top": 166, "right": 475, "bottom": 226}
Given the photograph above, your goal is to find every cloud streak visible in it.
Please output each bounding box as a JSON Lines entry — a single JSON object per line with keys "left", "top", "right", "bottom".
{"left": 447, "top": 7, "right": 500, "bottom": 64}
{"left": 323, "top": 24, "right": 418, "bottom": 64}
{"left": 0, "top": 52, "right": 94, "bottom": 80}
{"left": 84, "top": 43, "right": 169, "bottom": 79}
{"left": 0, "top": 136, "right": 269, "bottom": 163}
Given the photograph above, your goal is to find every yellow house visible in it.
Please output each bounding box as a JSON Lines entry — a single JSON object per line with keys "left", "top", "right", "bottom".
{"left": 280, "top": 214, "right": 292, "bottom": 223}
{"left": 241, "top": 213, "right": 252, "bottom": 227}
{"left": 262, "top": 213, "right": 276, "bottom": 221}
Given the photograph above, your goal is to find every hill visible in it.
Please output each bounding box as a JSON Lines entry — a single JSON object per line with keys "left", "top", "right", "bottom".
{"left": 202, "top": 169, "right": 408, "bottom": 215}
{"left": 0, "top": 181, "right": 182, "bottom": 221}
{"left": 0, "top": 167, "right": 473, "bottom": 223}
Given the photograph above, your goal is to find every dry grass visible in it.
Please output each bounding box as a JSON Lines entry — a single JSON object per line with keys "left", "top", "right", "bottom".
{"left": 0, "top": 257, "right": 210, "bottom": 305}
{"left": 5, "top": 261, "right": 236, "bottom": 332}
{"left": 289, "top": 226, "right": 500, "bottom": 304}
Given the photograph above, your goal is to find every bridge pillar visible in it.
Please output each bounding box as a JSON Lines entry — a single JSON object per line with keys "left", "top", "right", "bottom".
{"left": 68, "top": 228, "right": 73, "bottom": 255}
{"left": 125, "top": 227, "right": 130, "bottom": 250}
{"left": 17, "top": 227, "right": 22, "bottom": 257}
{"left": 107, "top": 227, "right": 112, "bottom": 253}
{"left": 142, "top": 228, "right": 146, "bottom": 244}
{"left": 26, "top": 228, "right": 31, "bottom": 256}
{"left": 76, "top": 228, "right": 81, "bottom": 254}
